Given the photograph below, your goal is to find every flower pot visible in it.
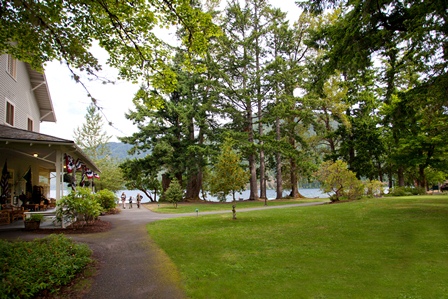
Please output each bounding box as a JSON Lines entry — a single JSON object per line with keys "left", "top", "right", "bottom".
{"left": 24, "top": 220, "right": 40, "bottom": 230}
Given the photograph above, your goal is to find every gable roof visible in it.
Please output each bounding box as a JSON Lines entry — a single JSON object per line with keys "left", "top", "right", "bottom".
{"left": 25, "top": 64, "right": 56, "bottom": 123}
{"left": 0, "top": 124, "right": 99, "bottom": 172}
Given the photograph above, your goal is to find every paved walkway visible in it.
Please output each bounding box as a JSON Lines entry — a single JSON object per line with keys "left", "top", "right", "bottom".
{"left": 0, "top": 202, "right": 326, "bottom": 298}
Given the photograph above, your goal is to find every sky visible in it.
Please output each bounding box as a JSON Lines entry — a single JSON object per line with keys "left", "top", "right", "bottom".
{"left": 40, "top": 1, "right": 302, "bottom": 143}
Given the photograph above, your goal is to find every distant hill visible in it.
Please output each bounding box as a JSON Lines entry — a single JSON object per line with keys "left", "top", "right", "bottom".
{"left": 107, "top": 142, "right": 146, "bottom": 160}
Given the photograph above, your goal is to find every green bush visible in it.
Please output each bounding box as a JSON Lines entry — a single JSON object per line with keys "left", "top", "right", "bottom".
{"left": 0, "top": 234, "right": 92, "bottom": 299}
{"left": 95, "top": 189, "right": 117, "bottom": 211}
{"left": 56, "top": 187, "right": 102, "bottom": 226}
{"left": 389, "top": 186, "right": 426, "bottom": 196}
{"left": 365, "top": 180, "right": 385, "bottom": 197}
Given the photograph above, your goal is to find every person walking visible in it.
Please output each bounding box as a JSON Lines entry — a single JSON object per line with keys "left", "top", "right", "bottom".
{"left": 121, "top": 192, "right": 126, "bottom": 209}
{"left": 129, "top": 196, "right": 133, "bottom": 209}
{"left": 136, "top": 193, "right": 142, "bottom": 209}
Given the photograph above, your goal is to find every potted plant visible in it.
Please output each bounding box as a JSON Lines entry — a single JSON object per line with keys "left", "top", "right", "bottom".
{"left": 24, "top": 213, "right": 44, "bottom": 230}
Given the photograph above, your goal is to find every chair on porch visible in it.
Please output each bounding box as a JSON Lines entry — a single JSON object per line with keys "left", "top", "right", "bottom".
{"left": 0, "top": 210, "right": 11, "bottom": 225}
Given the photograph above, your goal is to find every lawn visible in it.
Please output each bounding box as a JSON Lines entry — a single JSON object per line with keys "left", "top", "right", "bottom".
{"left": 146, "top": 195, "right": 448, "bottom": 298}
{"left": 144, "top": 198, "right": 330, "bottom": 214}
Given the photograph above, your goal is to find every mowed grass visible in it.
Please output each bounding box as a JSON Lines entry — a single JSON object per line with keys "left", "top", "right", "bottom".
{"left": 146, "top": 195, "right": 448, "bottom": 298}
{"left": 144, "top": 198, "right": 329, "bottom": 214}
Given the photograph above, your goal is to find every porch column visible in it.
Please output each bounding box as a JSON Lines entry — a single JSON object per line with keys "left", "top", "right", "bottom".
{"left": 55, "top": 151, "right": 62, "bottom": 200}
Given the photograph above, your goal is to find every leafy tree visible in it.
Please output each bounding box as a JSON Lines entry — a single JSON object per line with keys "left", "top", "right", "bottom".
{"left": 208, "top": 138, "right": 250, "bottom": 202}
{"left": 119, "top": 158, "right": 161, "bottom": 202}
{"left": 1, "top": 0, "right": 220, "bottom": 93}
{"left": 300, "top": 0, "right": 448, "bottom": 187}
{"left": 164, "top": 178, "right": 183, "bottom": 208}
{"left": 314, "top": 160, "right": 363, "bottom": 202}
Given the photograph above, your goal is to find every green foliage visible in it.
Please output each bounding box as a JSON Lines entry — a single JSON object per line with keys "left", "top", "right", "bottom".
{"left": 94, "top": 189, "right": 117, "bottom": 211}
{"left": 94, "top": 157, "right": 124, "bottom": 192}
{"left": 119, "top": 158, "right": 161, "bottom": 202}
{"left": 315, "top": 160, "right": 363, "bottom": 201}
{"left": 388, "top": 187, "right": 426, "bottom": 197}
{"left": 73, "top": 104, "right": 124, "bottom": 192}
{"left": 73, "top": 104, "right": 111, "bottom": 161}
{"left": 1, "top": 0, "right": 220, "bottom": 93}
{"left": 56, "top": 187, "right": 101, "bottom": 226}
{"left": 164, "top": 178, "right": 183, "bottom": 208}
{"left": 364, "top": 180, "right": 385, "bottom": 198}
{"left": 25, "top": 213, "right": 44, "bottom": 222}
{"left": 0, "top": 234, "right": 92, "bottom": 299}
{"left": 208, "top": 138, "right": 249, "bottom": 202}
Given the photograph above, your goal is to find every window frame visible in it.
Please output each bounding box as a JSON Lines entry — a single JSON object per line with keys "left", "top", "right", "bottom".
{"left": 5, "top": 100, "right": 15, "bottom": 126}
{"left": 27, "top": 117, "right": 34, "bottom": 131}
{"left": 6, "top": 54, "right": 17, "bottom": 80}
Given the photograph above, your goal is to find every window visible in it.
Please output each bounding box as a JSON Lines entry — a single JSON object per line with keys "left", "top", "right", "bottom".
{"left": 6, "top": 55, "right": 17, "bottom": 79}
{"left": 6, "top": 101, "right": 14, "bottom": 126}
{"left": 27, "top": 118, "right": 33, "bottom": 131}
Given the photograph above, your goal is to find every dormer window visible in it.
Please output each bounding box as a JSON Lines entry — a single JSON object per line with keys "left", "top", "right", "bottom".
{"left": 6, "top": 54, "right": 17, "bottom": 80}
{"left": 6, "top": 101, "right": 14, "bottom": 126}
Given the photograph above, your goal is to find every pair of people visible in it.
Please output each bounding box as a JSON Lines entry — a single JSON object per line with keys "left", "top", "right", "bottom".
{"left": 120, "top": 192, "right": 142, "bottom": 209}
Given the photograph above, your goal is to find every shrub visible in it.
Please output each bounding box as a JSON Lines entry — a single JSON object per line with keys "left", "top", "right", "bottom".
{"left": 56, "top": 187, "right": 102, "bottom": 227}
{"left": 0, "top": 234, "right": 92, "bottom": 298}
{"left": 365, "top": 180, "right": 385, "bottom": 197}
{"left": 315, "top": 160, "right": 364, "bottom": 202}
{"left": 388, "top": 186, "right": 426, "bottom": 196}
{"left": 95, "top": 189, "right": 117, "bottom": 211}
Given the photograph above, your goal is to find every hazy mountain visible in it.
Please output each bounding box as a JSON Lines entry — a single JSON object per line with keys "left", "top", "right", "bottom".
{"left": 107, "top": 142, "right": 146, "bottom": 160}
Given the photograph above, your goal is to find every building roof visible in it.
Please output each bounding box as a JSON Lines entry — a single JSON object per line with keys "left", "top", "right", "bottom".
{"left": 25, "top": 64, "right": 56, "bottom": 123}
{"left": 0, "top": 124, "right": 99, "bottom": 172}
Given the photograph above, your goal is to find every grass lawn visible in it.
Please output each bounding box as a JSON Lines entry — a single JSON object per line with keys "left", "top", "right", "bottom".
{"left": 146, "top": 195, "right": 448, "bottom": 298}
{"left": 144, "top": 198, "right": 330, "bottom": 214}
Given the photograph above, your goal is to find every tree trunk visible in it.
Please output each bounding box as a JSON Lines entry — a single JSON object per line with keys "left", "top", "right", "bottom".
{"left": 397, "top": 166, "right": 405, "bottom": 187}
{"left": 185, "top": 171, "right": 202, "bottom": 200}
{"left": 275, "top": 116, "right": 283, "bottom": 199}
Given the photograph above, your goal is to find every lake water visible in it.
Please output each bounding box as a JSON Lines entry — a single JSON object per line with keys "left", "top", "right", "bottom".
{"left": 50, "top": 188, "right": 329, "bottom": 203}
{"left": 116, "top": 188, "right": 329, "bottom": 203}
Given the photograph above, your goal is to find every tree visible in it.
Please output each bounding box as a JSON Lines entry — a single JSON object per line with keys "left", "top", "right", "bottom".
{"left": 1, "top": 0, "right": 220, "bottom": 93}
{"left": 74, "top": 104, "right": 124, "bottom": 192}
{"left": 74, "top": 104, "right": 111, "bottom": 161}
{"left": 164, "top": 178, "right": 183, "bottom": 208}
{"left": 122, "top": 47, "right": 219, "bottom": 200}
{"left": 208, "top": 138, "right": 249, "bottom": 202}
{"left": 119, "top": 158, "right": 161, "bottom": 202}
{"left": 299, "top": 0, "right": 448, "bottom": 187}
{"left": 314, "top": 160, "right": 363, "bottom": 202}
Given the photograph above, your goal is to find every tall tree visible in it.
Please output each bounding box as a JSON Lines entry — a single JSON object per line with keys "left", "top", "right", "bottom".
{"left": 73, "top": 104, "right": 124, "bottom": 192}
{"left": 214, "top": 0, "right": 259, "bottom": 200}
{"left": 300, "top": 0, "right": 448, "bottom": 187}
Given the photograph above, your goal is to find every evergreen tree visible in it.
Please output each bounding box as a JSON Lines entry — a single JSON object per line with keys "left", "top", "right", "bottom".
{"left": 74, "top": 104, "right": 123, "bottom": 192}
{"left": 208, "top": 138, "right": 249, "bottom": 202}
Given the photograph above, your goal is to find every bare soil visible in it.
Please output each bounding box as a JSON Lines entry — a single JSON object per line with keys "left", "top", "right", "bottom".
{"left": 30, "top": 219, "right": 112, "bottom": 234}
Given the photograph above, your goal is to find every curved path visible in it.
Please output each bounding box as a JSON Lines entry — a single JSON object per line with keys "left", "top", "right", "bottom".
{"left": 0, "top": 202, "right": 326, "bottom": 298}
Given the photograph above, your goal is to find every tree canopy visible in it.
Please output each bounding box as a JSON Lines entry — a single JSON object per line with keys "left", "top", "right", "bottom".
{"left": 1, "top": 0, "right": 221, "bottom": 92}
